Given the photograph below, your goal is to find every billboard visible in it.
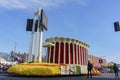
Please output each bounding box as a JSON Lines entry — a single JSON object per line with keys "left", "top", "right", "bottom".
{"left": 40, "top": 9, "right": 48, "bottom": 31}
{"left": 26, "top": 19, "right": 38, "bottom": 31}
{"left": 26, "top": 9, "right": 48, "bottom": 32}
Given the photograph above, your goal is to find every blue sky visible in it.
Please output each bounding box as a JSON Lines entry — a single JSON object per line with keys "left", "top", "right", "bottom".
{"left": 0, "top": 0, "right": 120, "bottom": 63}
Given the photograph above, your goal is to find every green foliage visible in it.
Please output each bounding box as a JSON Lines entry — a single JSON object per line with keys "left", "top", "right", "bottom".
{"left": 76, "top": 66, "right": 81, "bottom": 74}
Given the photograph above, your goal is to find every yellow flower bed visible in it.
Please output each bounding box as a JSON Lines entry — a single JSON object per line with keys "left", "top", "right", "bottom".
{"left": 7, "top": 63, "right": 61, "bottom": 76}
{"left": 7, "top": 62, "right": 101, "bottom": 76}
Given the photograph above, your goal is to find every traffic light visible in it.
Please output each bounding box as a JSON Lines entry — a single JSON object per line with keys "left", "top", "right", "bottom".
{"left": 114, "top": 22, "right": 120, "bottom": 32}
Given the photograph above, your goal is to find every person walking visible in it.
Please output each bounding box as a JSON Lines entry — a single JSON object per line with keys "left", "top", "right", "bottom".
{"left": 113, "top": 63, "right": 119, "bottom": 78}
{"left": 87, "top": 60, "right": 93, "bottom": 78}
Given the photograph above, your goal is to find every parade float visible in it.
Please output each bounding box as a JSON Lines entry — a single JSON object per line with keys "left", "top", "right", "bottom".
{"left": 7, "top": 37, "right": 101, "bottom": 76}
{"left": 7, "top": 9, "right": 102, "bottom": 76}
{"left": 7, "top": 62, "right": 101, "bottom": 76}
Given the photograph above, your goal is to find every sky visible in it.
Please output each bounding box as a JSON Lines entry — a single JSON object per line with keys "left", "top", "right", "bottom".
{"left": 0, "top": 0, "right": 120, "bottom": 63}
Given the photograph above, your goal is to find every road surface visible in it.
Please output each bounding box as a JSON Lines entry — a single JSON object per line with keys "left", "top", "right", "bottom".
{"left": 0, "top": 73, "right": 120, "bottom": 80}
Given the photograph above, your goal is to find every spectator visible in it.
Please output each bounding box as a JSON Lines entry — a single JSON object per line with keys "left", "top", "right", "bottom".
{"left": 87, "top": 60, "right": 93, "bottom": 78}
{"left": 113, "top": 63, "right": 119, "bottom": 78}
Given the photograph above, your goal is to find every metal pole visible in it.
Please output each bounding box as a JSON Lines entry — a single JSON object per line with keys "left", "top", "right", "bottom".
{"left": 28, "top": 14, "right": 36, "bottom": 62}
{"left": 34, "top": 9, "right": 43, "bottom": 62}
{"left": 38, "top": 26, "right": 43, "bottom": 62}
{"left": 34, "top": 15, "right": 40, "bottom": 62}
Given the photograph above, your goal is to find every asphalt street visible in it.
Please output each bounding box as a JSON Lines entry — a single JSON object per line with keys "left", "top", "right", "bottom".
{"left": 0, "top": 73, "right": 120, "bottom": 80}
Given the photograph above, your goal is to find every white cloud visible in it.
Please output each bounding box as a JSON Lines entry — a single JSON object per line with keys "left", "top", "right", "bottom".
{"left": 32, "top": 0, "right": 65, "bottom": 7}
{"left": 0, "top": 0, "right": 26, "bottom": 9}
{"left": 0, "top": 0, "right": 88, "bottom": 10}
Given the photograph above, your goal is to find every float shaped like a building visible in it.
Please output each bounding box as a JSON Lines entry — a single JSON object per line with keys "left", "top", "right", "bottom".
{"left": 45, "top": 37, "right": 89, "bottom": 66}
{"left": 44, "top": 36, "right": 106, "bottom": 67}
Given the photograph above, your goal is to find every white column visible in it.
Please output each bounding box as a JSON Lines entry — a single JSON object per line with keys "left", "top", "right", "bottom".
{"left": 45, "top": 48, "right": 48, "bottom": 62}
{"left": 84, "top": 48, "right": 86, "bottom": 65}
{"left": 33, "top": 9, "right": 43, "bottom": 62}
{"left": 58, "top": 42, "right": 61, "bottom": 64}
{"left": 53, "top": 42, "right": 56, "bottom": 63}
{"left": 76, "top": 44, "right": 78, "bottom": 64}
{"left": 85, "top": 47, "right": 88, "bottom": 65}
{"left": 86, "top": 48, "right": 88, "bottom": 65}
{"left": 49, "top": 46, "right": 51, "bottom": 63}
{"left": 77, "top": 45, "right": 79, "bottom": 64}
{"left": 83, "top": 47, "right": 86, "bottom": 65}
{"left": 28, "top": 14, "right": 36, "bottom": 62}
{"left": 79, "top": 45, "right": 81, "bottom": 65}
{"left": 82, "top": 47, "right": 84, "bottom": 65}
{"left": 38, "top": 26, "right": 43, "bottom": 62}
{"left": 73, "top": 43, "right": 75, "bottom": 64}
{"left": 34, "top": 17, "right": 40, "bottom": 62}
{"left": 81, "top": 46, "right": 83, "bottom": 65}
{"left": 64, "top": 42, "right": 66, "bottom": 64}
{"left": 68, "top": 43, "right": 70, "bottom": 64}
{"left": 83, "top": 47, "right": 85, "bottom": 65}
